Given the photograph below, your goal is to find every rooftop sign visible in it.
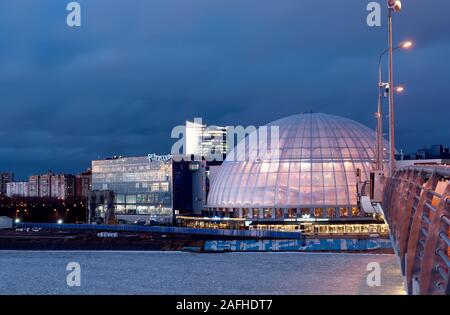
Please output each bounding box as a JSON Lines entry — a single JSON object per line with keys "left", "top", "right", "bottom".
{"left": 148, "top": 153, "right": 172, "bottom": 162}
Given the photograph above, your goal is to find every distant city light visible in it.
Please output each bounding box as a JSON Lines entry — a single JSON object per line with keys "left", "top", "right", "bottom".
{"left": 14, "top": 218, "right": 20, "bottom": 224}
{"left": 57, "top": 219, "right": 63, "bottom": 224}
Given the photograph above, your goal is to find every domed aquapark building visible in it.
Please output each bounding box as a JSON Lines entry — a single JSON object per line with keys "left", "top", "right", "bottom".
{"left": 201, "top": 113, "right": 389, "bottom": 234}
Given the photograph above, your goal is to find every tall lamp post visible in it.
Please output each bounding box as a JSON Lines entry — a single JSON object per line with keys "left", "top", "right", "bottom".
{"left": 387, "top": 0, "right": 403, "bottom": 176}
{"left": 376, "top": 40, "right": 412, "bottom": 171}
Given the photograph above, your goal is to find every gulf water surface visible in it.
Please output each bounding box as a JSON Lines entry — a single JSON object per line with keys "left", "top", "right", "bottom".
{"left": 0, "top": 251, "right": 405, "bottom": 295}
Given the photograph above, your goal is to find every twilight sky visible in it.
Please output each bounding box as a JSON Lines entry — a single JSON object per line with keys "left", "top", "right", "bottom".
{"left": 0, "top": 0, "right": 449, "bottom": 179}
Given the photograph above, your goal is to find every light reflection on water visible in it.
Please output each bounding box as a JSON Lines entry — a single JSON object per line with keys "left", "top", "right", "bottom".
{"left": 0, "top": 251, "right": 405, "bottom": 295}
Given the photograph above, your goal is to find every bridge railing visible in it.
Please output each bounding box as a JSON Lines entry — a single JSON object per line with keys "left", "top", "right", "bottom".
{"left": 383, "top": 165, "right": 450, "bottom": 295}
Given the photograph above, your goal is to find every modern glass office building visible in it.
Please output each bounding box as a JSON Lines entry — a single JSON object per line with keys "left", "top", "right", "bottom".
{"left": 90, "top": 155, "right": 208, "bottom": 223}
{"left": 185, "top": 119, "right": 228, "bottom": 160}
{"left": 205, "top": 113, "right": 388, "bottom": 221}
{"left": 91, "top": 156, "right": 173, "bottom": 220}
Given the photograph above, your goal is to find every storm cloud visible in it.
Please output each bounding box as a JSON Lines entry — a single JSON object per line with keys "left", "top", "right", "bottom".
{"left": 0, "top": 0, "right": 449, "bottom": 178}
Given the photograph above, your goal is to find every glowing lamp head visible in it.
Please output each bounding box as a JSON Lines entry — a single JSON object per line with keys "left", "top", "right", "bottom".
{"left": 388, "top": 0, "right": 402, "bottom": 12}
{"left": 57, "top": 219, "right": 63, "bottom": 224}
{"left": 395, "top": 86, "right": 405, "bottom": 93}
{"left": 400, "top": 41, "right": 413, "bottom": 49}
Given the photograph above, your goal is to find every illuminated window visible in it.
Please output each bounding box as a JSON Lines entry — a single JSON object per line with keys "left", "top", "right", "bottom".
{"left": 288, "top": 208, "right": 297, "bottom": 218}
{"left": 275, "top": 208, "right": 283, "bottom": 219}
{"left": 327, "top": 208, "right": 336, "bottom": 218}
{"left": 160, "top": 182, "right": 169, "bottom": 192}
{"left": 351, "top": 207, "right": 360, "bottom": 217}
{"left": 116, "top": 194, "right": 125, "bottom": 204}
{"left": 150, "top": 183, "right": 160, "bottom": 192}
{"left": 314, "top": 208, "right": 323, "bottom": 218}
{"left": 300, "top": 208, "right": 310, "bottom": 217}
{"left": 340, "top": 207, "right": 348, "bottom": 217}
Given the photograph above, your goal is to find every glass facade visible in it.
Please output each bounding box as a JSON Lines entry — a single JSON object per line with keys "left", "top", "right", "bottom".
{"left": 92, "top": 156, "right": 172, "bottom": 217}
{"left": 206, "top": 113, "right": 388, "bottom": 219}
{"left": 185, "top": 120, "right": 228, "bottom": 158}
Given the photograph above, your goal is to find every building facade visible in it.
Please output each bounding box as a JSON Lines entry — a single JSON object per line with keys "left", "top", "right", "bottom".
{"left": 75, "top": 170, "right": 92, "bottom": 198}
{"left": 6, "top": 181, "right": 28, "bottom": 197}
{"left": 401, "top": 144, "right": 450, "bottom": 160}
{"left": 185, "top": 119, "right": 228, "bottom": 160}
{"left": 172, "top": 159, "right": 207, "bottom": 215}
{"left": 28, "top": 175, "right": 40, "bottom": 197}
{"left": 90, "top": 155, "right": 207, "bottom": 223}
{"left": 0, "top": 172, "right": 14, "bottom": 196}
{"left": 39, "top": 173, "right": 52, "bottom": 198}
{"left": 50, "top": 174, "right": 76, "bottom": 199}
{"left": 91, "top": 156, "right": 173, "bottom": 222}
{"left": 28, "top": 173, "right": 77, "bottom": 199}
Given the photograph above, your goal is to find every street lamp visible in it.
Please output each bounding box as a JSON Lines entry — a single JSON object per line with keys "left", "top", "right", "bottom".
{"left": 388, "top": 0, "right": 402, "bottom": 12}
{"left": 394, "top": 86, "right": 405, "bottom": 93}
{"left": 400, "top": 41, "right": 413, "bottom": 49}
{"left": 375, "top": 40, "right": 412, "bottom": 171}
{"left": 387, "top": 0, "right": 402, "bottom": 176}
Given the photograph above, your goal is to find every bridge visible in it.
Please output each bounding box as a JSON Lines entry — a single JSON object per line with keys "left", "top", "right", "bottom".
{"left": 383, "top": 165, "right": 450, "bottom": 295}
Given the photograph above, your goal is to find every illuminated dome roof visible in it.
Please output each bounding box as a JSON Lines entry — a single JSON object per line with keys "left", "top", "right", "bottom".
{"left": 207, "top": 113, "right": 386, "bottom": 211}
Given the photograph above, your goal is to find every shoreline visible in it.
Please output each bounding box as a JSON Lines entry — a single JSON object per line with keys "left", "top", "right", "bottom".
{"left": 0, "top": 249, "right": 396, "bottom": 255}
{"left": 0, "top": 228, "right": 394, "bottom": 254}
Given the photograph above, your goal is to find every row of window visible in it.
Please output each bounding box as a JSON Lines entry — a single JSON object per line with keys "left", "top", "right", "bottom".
{"left": 93, "top": 182, "right": 170, "bottom": 193}
{"left": 312, "top": 224, "right": 389, "bottom": 235}
{"left": 249, "top": 223, "right": 388, "bottom": 235}
{"left": 93, "top": 173, "right": 170, "bottom": 182}
{"left": 95, "top": 205, "right": 172, "bottom": 216}
{"left": 205, "top": 207, "right": 366, "bottom": 219}
{"left": 115, "top": 193, "right": 172, "bottom": 205}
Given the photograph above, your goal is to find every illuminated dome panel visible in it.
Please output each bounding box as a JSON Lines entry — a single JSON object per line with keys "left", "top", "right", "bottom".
{"left": 207, "top": 113, "right": 387, "bottom": 210}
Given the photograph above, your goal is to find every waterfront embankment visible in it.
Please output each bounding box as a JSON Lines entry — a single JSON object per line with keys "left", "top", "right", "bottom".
{"left": 0, "top": 224, "right": 393, "bottom": 253}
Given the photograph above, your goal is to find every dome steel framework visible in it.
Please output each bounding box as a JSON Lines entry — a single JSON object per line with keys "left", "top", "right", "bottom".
{"left": 205, "top": 113, "right": 387, "bottom": 219}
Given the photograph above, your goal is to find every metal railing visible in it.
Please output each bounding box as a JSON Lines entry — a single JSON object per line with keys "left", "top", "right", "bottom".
{"left": 383, "top": 165, "right": 450, "bottom": 295}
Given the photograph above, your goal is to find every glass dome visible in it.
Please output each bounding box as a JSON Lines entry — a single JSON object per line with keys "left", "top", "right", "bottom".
{"left": 206, "top": 113, "right": 387, "bottom": 215}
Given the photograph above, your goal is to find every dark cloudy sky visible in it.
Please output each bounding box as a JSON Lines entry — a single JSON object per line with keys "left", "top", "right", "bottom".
{"left": 0, "top": 0, "right": 449, "bottom": 179}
